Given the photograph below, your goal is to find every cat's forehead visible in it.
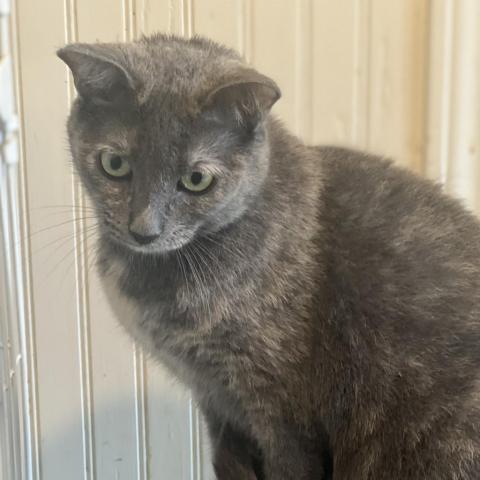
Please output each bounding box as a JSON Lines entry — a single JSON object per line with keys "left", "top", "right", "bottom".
{"left": 126, "top": 35, "right": 243, "bottom": 109}
{"left": 96, "top": 104, "right": 216, "bottom": 169}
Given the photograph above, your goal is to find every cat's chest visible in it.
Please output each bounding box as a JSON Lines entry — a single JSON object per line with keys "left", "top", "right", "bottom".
{"left": 103, "top": 282, "right": 249, "bottom": 424}
{"left": 100, "top": 258, "right": 288, "bottom": 431}
{"left": 99, "top": 259, "right": 156, "bottom": 351}
{"left": 101, "top": 259, "right": 247, "bottom": 384}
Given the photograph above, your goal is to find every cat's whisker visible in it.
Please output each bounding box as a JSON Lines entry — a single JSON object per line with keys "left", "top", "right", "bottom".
{"left": 45, "top": 243, "right": 79, "bottom": 280}
{"left": 23, "top": 216, "right": 101, "bottom": 243}
{"left": 191, "top": 240, "right": 226, "bottom": 305}
{"left": 30, "top": 205, "right": 97, "bottom": 222}
{"left": 32, "top": 223, "right": 99, "bottom": 257}
{"left": 191, "top": 243, "right": 222, "bottom": 327}
{"left": 201, "top": 234, "right": 246, "bottom": 274}
{"left": 31, "top": 204, "right": 97, "bottom": 211}
{"left": 44, "top": 228, "right": 98, "bottom": 280}
{"left": 87, "top": 244, "right": 100, "bottom": 277}
{"left": 57, "top": 228, "right": 100, "bottom": 284}
{"left": 201, "top": 233, "right": 245, "bottom": 259}
{"left": 193, "top": 238, "right": 224, "bottom": 276}
{"left": 189, "top": 243, "right": 214, "bottom": 323}
{"left": 38, "top": 228, "right": 98, "bottom": 269}
{"left": 181, "top": 247, "right": 197, "bottom": 301}
{"left": 35, "top": 211, "right": 99, "bottom": 221}
{"left": 175, "top": 250, "right": 190, "bottom": 305}
{"left": 183, "top": 246, "right": 209, "bottom": 318}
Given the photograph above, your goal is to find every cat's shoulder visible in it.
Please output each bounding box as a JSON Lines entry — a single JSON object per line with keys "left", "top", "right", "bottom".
{"left": 315, "top": 145, "right": 435, "bottom": 200}
{"left": 313, "top": 145, "right": 472, "bottom": 226}
{"left": 312, "top": 145, "right": 480, "bottom": 268}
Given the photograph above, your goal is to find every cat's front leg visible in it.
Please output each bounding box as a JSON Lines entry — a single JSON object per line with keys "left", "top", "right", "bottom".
{"left": 262, "top": 444, "right": 324, "bottom": 480}
{"left": 259, "top": 423, "right": 330, "bottom": 480}
{"left": 213, "top": 443, "right": 260, "bottom": 480}
{"left": 204, "top": 409, "right": 263, "bottom": 480}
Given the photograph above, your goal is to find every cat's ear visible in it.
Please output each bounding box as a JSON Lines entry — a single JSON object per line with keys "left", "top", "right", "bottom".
{"left": 203, "top": 69, "right": 281, "bottom": 131}
{"left": 57, "top": 43, "right": 136, "bottom": 107}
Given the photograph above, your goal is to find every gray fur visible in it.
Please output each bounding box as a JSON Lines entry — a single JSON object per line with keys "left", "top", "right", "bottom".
{"left": 58, "top": 34, "right": 480, "bottom": 479}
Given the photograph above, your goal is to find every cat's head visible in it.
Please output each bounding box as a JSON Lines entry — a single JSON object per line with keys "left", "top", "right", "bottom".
{"left": 58, "top": 34, "right": 280, "bottom": 254}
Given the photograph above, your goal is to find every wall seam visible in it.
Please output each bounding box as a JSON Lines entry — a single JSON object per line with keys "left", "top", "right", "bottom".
{"left": 63, "top": 0, "right": 96, "bottom": 479}
{"left": 9, "top": 0, "right": 41, "bottom": 477}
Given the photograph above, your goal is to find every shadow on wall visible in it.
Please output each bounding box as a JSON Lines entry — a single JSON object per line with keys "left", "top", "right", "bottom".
{"left": 43, "top": 383, "right": 213, "bottom": 480}
{"left": 21, "top": 228, "right": 214, "bottom": 480}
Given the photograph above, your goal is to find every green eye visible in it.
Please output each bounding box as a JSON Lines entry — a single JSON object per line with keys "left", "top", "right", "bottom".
{"left": 179, "top": 171, "right": 214, "bottom": 193}
{"left": 100, "top": 151, "right": 131, "bottom": 179}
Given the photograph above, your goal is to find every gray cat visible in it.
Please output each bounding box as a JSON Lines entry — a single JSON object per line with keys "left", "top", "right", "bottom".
{"left": 58, "top": 34, "right": 480, "bottom": 479}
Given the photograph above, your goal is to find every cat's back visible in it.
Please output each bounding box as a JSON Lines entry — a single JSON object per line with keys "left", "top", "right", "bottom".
{"left": 314, "top": 146, "right": 480, "bottom": 478}
{"left": 316, "top": 145, "right": 480, "bottom": 335}
{"left": 317, "top": 145, "right": 480, "bottom": 295}
{"left": 317, "top": 147, "right": 480, "bottom": 362}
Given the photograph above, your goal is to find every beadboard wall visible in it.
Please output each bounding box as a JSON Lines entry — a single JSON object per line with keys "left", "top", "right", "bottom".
{"left": 1, "top": 1, "right": 479, "bottom": 479}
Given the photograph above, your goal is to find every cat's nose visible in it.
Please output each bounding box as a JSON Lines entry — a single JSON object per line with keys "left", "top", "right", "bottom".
{"left": 129, "top": 230, "right": 160, "bottom": 245}
{"left": 129, "top": 205, "right": 161, "bottom": 245}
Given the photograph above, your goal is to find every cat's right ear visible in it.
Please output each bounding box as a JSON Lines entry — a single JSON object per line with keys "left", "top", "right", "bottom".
{"left": 202, "top": 68, "right": 281, "bottom": 132}
{"left": 57, "top": 43, "right": 136, "bottom": 107}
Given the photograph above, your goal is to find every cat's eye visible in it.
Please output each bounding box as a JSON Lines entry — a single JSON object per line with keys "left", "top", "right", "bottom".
{"left": 99, "top": 151, "right": 132, "bottom": 179}
{"left": 179, "top": 171, "right": 214, "bottom": 193}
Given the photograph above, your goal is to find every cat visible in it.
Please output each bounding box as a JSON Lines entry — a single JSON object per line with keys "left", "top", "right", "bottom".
{"left": 58, "top": 34, "right": 480, "bottom": 479}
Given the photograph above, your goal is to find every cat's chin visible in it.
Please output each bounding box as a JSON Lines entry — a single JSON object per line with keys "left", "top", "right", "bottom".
{"left": 105, "top": 233, "right": 194, "bottom": 257}
{"left": 125, "top": 243, "right": 166, "bottom": 255}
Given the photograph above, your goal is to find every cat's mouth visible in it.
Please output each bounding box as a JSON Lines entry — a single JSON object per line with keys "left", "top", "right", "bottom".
{"left": 106, "top": 227, "right": 196, "bottom": 256}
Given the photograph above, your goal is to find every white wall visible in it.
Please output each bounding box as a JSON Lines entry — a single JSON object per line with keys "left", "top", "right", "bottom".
{"left": 1, "top": 1, "right": 479, "bottom": 479}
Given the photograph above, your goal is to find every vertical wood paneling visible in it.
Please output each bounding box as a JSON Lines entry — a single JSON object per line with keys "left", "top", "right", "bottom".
{"left": 0, "top": 14, "right": 26, "bottom": 469}
{"left": 192, "top": 0, "right": 242, "bottom": 51}
{"left": 63, "top": 1, "right": 96, "bottom": 479}
{"left": 240, "top": 0, "right": 253, "bottom": 62}
{"left": 134, "top": 0, "right": 171, "bottom": 36}
{"left": 9, "top": 0, "right": 42, "bottom": 478}
{"left": 422, "top": 0, "right": 480, "bottom": 210}
{"left": 86, "top": 283, "right": 139, "bottom": 480}
{"left": 133, "top": 343, "right": 148, "bottom": 480}
{"left": 294, "top": 0, "right": 313, "bottom": 141}
{"left": 0, "top": 217, "right": 12, "bottom": 480}
{"left": 250, "top": 0, "right": 297, "bottom": 132}
{"left": 366, "top": 0, "right": 428, "bottom": 172}
{"left": 144, "top": 366, "right": 193, "bottom": 480}
{"left": 351, "top": 0, "right": 371, "bottom": 148}
{"left": 75, "top": 0, "right": 124, "bottom": 42}
{"left": 424, "top": 0, "right": 455, "bottom": 185}
{"left": 169, "top": 0, "right": 188, "bottom": 36}
{"left": 311, "top": 0, "right": 358, "bottom": 144}
{"left": 438, "top": 0, "right": 480, "bottom": 213}
{"left": 0, "top": 174, "right": 20, "bottom": 480}
{"left": 15, "top": 0, "right": 85, "bottom": 478}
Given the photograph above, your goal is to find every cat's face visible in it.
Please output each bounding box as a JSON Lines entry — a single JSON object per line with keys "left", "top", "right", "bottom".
{"left": 58, "top": 35, "right": 280, "bottom": 254}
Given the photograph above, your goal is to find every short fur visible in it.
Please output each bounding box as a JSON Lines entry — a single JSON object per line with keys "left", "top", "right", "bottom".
{"left": 58, "top": 34, "right": 480, "bottom": 479}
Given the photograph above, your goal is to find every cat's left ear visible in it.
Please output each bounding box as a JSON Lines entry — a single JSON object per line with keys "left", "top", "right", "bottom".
{"left": 202, "top": 68, "right": 281, "bottom": 131}
{"left": 57, "top": 43, "right": 136, "bottom": 107}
